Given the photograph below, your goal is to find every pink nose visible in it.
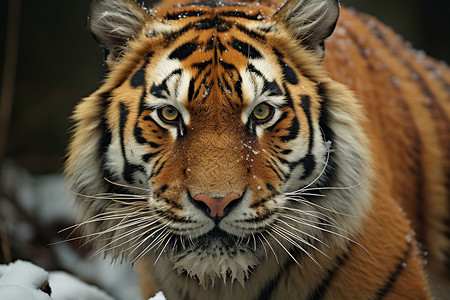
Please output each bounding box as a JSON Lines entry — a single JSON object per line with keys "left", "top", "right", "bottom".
{"left": 193, "top": 193, "right": 241, "bottom": 218}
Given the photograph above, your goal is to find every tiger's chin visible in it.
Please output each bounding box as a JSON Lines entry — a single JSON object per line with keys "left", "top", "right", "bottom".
{"left": 167, "top": 227, "right": 261, "bottom": 287}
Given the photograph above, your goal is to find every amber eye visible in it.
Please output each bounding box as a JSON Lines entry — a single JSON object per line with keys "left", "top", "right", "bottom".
{"left": 252, "top": 103, "right": 273, "bottom": 122}
{"left": 159, "top": 105, "right": 179, "bottom": 123}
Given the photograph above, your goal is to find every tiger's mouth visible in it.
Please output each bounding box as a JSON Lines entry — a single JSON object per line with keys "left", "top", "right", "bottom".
{"left": 167, "top": 223, "right": 262, "bottom": 286}
{"left": 169, "top": 226, "right": 254, "bottom": 255}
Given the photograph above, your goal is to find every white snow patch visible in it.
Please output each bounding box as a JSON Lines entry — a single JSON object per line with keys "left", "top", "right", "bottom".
{"left": 1, "top": 161, "right": 142, "bottom": 300}
{"left": 0, "top": 260, "right": 165, "bottom": 300}
{"left": 1, "top": 160, "right": 75, "bottom": 225}
{"left": 0, "top": 260, "right": 50, "bottom": 300}
{"left": 49, "top": 272, "right": 113, "bottom": 300}
{"left": 148, "top": 291, "right": 166, "bottom": 300}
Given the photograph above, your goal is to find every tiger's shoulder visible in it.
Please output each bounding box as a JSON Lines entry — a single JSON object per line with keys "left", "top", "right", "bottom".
{"left": 326, "top": 7, "right": 450, "bottom": 296}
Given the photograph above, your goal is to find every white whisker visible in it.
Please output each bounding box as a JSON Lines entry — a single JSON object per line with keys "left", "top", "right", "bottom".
{"left": 260, "top": 231, "right": 279, "bottom": 264}
{"left": 272, "top": 224, "right": 324, "bottom": 267}
{"left": 266, "top": 230, "right": 301, "bottom": 267}
{"left": 276, "top": 218, "right": 330, "bottom": 248}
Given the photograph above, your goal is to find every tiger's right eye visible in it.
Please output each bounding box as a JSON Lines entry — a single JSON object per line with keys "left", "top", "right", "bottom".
{"left": 252, "top": 103, "right": 274, "bottom": 123}
{"left": 159, "top": 106, "right": 179, "bottom": 123}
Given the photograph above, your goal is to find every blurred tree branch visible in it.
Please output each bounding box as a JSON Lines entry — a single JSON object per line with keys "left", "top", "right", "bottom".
{"left": 0, "top": 0, "right": 21, "bottom": 164}
{"left": 0, "top": 217, "right": 11, "bottom": 264}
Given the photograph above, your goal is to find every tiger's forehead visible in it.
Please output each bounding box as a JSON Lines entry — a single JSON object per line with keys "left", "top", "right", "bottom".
{"left": 142, "top": 2, "right": 283, "bottom": 109}
{"left": 152, "top": 1, "right": 278, "bottom": 21}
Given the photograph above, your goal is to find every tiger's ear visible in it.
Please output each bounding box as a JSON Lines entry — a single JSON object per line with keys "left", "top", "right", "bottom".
{"left": 276, "top": 0, "right": 340, "bottom": 58}
{"left": 89, "top": 0, "right": 151, "bottom": 64}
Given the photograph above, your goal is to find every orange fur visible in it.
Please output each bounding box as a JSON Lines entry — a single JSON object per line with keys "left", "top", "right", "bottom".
{"left": 65, "top": 1, "right": 450, "bottom": 299}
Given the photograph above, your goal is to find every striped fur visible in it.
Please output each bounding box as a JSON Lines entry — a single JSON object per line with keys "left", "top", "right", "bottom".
{"left": 65, "top": 0, "right": 450, "bottom": 299}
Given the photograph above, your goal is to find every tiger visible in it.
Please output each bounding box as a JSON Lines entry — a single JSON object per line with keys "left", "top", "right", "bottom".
{"left": 64, "top": 0, "right": 450, "bottom": 299}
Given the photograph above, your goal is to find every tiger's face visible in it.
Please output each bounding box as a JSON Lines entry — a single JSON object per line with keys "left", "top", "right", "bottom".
{"left": 67, "top": 0, "right": 371, "bottom": 287}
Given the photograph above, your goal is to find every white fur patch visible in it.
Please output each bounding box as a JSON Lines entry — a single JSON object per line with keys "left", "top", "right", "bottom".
{"left": 171, "top": 239, "right": 260, "bottom": 287}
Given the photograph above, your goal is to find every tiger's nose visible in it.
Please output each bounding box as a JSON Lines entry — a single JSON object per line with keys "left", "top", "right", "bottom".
{"left": 192, "top": 192, "right": 242, "bottom": 220}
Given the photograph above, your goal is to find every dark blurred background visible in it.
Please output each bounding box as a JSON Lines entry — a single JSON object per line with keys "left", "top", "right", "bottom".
{"left": 1, "top": 0, "right": 449, "bottom": 174}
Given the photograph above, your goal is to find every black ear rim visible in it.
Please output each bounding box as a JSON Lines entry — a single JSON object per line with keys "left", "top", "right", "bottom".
{"left": 320, "top": 3, "right": 340, "bottom": 41}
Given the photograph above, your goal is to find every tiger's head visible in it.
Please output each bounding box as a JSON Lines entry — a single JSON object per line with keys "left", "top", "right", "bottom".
{"left": 66, "top": 0, "right": 372, "bottom": 286}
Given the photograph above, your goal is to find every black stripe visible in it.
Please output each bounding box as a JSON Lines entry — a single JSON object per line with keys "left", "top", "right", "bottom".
{"left": 258, "top": 25, "right": 275, "bottom": 33}
{"left": 130, "top": 53, "right": 153, "bottom": 88}
{"left": 180, "top": 1, "right": 245, "bottom": 7}
{"left": 142, "top": 150, "right": 162, "bottom": 163}
{"left": 187, "top": 78, "right": 195, "bottom": 102}
{"left": 98, "top": 92, "right": 116, "bottom": 190}
{"left": 247, "top": 63, "right": 263, "bottom": 77}
{"left": 192, "top": 59, "right": 212, "bottom": 69}
{"left": 246, "top": 64, "right": 282, "bottom": 98}
{"left": 134, "top": 124, "right": 147, "bottom": 144}
{"left": 169, "top": 41, "right": 199, "bottom": 60}
{"left": 192, "top": 71, "right": 210, "bottom": 101}
{"left": 235, "top": 75, "right": 243, "bottom": 102}
{"left": 136, "top": 57, "right": 153, "bottom": 114}
{"left": 150, "top": 161, "right": 166, "bottom": 179}
{"left": 235, "top": 23, "right": 266, "bottom": 40}
{"left": 374, "top": 242, "right": 412, "bottom": 300}
{"left": 317, "top": 82, "right": 337, "bottom": 189}
{"left": 264, "top": 80, "right": 283, "bottom": 96}
{"left": 217, "top": 38, "right": 227, "bottom": 53}
{"left": 220, "top": 72, "right": 233, "bottom": 94}
{"left": 150, "top": 69, "right": 182, "bottom": 98}
{"left": 280, "top": 149, "right": 292, "bottom": 155}
{"left": 219, "top": 59, "right": 238, "bottom": 71}
{"left": 266, "top": 183, "right": 276, "bottom": 192}
{"left": 273, "top": 48, "right": 299, "bottom": 85}
{"left": 165, "top": 11, "right": 206, "bottom": 20}
{"left": 205, "top": 35, "right": 214, "bottom": 51}
{"left": 163, "top": 23, "right": 194, "bottom": 45}
{"left": 306, "top": 249, "right": 351, "bottom": 300}
{"left": 256, "top": 246, "right": 303, "bottom": 300}
{"left": 267, "top": 111, "right": 288, "bottom": 132}
{"left": 150, "top": 80, "right": 169, "bottom": 99}
{"left": 194, "top": 17, "right": 232, "bottom": 32}
{"left": 300, "top": 95, "right": 314, "bottom": 153}
{"left": 317, "top": 83, "right": 333, "bottom": 143}
{"left": 219, "top": 11, "right": 263, "bottom": 21}
{"left": 131, "top": 64, "right": 146, "bottom": 87}
{"left": 299, "top": 154, "right": 316, "bottom": 180}
{"left": 276, "top": 154, "right": 290, "bottom": 166}
{"left": 119, "top": 103, "right": 146, "bottom": 184}
{"left": 160, "top": 184, "right": 169, "bottom": 193}
{"left": 249, "top": 197, "right": 269, "bottom": 208}
{"left": 230, "top": 38, "right": 263, "bottom": 59}
{"left": 266, "top": 162, "right": 284, "bottom": 181}
{"left": 280, "top": 115, "right": 300, "bottom": 143}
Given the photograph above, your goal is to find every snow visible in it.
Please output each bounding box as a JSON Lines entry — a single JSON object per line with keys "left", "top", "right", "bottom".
{"left": 0, "top": 260, "right": 166, "bottom": 300}
{"left": 149, "top": 291, "right": 166, "bottom": 300}
{"left": 0, "top": 260, "right": 50, "bottom": 300}
{"left": 52, "top": 243, "right": 141, "bottom": 300}
{"left": 0, "top": 161, "right": 144, "bottom": 299}
{"left": 1, "top": 160, "right": 74, "bottom": 226}
{"left": 0, "top": 260, "right": 113, "bottom": 300}
{"left": 49, "top": 272, "right": 113, "bottom": 300}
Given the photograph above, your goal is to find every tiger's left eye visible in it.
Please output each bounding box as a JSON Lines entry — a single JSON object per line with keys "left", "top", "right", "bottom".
{"left": 159, "top": 105, "right": 179, "bottom": 123}
{"left": 252, "top": 103, "right": 273, "bottom": 122}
